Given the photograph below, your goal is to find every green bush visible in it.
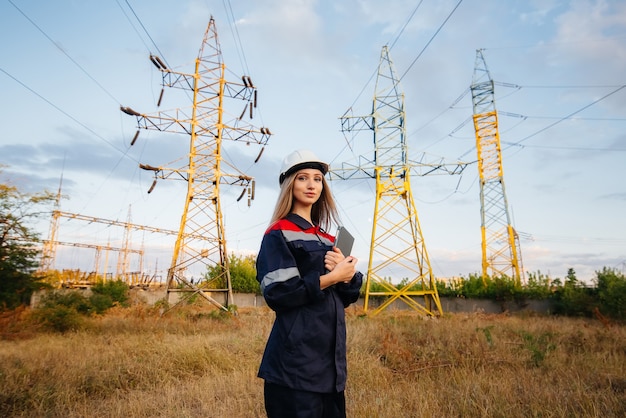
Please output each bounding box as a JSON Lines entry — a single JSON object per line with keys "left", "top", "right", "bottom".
{"left": 551, "top": 268, "right": 597, "bottom": 318}
{"left": 32, "top": 291, "right": 90, "bottom": 332}
{"left": 229, "top": 254, "right": 259, "bottom": 294}
{"left": 201, "top": 256, "right": 625, "bottom": 322}
{"left": 457, "top": 274, "right": 490, "bottom": 298}
{"left": 32, "top": 304, "right": 83, "bottom": 332}
{"left": 88, "top": 293, "right": 115, "bottom": 314}
{"left": 38, "top": 290, "right": 93, "bottom": 315}
{"left": 595, "top": 267, "right": 626, "bottom": 321}
{"left": 91, "top": 279, "right": 130, "bottom": 308}
{"left": 486, "top": 276, "right": 520, "bottom": 302}
{"left": 31, "top": 281, "right": 131, "bottom": 331}
{"left": 205, "top": 254, "right": 260, "bottom": 294}
{"left": 522, "top": 271, "right": 553, "bottom": 299}
{"left": 423, "top": 267, "right": 625, "bottom": 321}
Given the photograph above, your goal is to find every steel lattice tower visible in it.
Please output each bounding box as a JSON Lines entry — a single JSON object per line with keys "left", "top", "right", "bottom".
{"left": 471, "top": 49, "right": 523, "bottom": 281}
{"left": 121, "top": 17, "right": 271, "bottom": 311}
{"left": 39, "top": 175, "right": 63, "bottom": 273}
{"left": 334, "top": 46, "right": 466, "bottom": 316}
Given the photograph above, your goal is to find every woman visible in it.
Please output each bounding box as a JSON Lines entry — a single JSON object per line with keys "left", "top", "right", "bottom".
{"left": 256, "top": 149, "right": 363, "bottom": 418}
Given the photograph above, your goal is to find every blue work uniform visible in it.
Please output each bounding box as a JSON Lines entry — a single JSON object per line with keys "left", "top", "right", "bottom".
{"left": 256, "top": 213, "right": 363, "bottom": 394}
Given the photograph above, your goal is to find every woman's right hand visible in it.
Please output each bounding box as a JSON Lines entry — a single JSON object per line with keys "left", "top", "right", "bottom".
{"left": 320, "top": 256, "right": 358, "bottom": 289}
{"left": 333, "top": 256, "right": 358, "bottom": 284}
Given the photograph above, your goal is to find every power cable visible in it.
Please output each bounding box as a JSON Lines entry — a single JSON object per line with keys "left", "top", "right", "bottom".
{"left": 411, "top": 87, "right": 470, "bottom": 137}
{"left": 503, "top": 84, "right": 626, "bottom": 150}
{"left": 7, "top": 0, "right": 120, "bottom": 105}
{"left": 497, "top": 82, "right": 625, "bottom": 89}
{"left": 223, "top": 0, "right": 250, "bottom": 75}
{"left": 388, "top": 1, "right": 424, "bottom": 51}
{"left": 220, "top": 0, "right": 266, "bottom": 130}
{"left": 500, "top": 141, "right": 626, "bottom": 152}
{"left": 500, "top": 111, "right": 626, "bottom": 121}
{"left": 344, "top": 0, "right": 428, "bottom": 121}
{"left": 123, "top": 0, "right": 170, "bottom": 68}
{"left": 3, "top": 1, "right": 154, "bottom": 220}
{"left": 343, "top": 0, "right": 465, "bottom": 164}
{"left": 398, "top": 0, "right": 464, "bottom": 83}
{"left": 115, "top": 0, "right": 152, "bottom": 54}
{"left": 0, "top": 67, "right": 136, "bottom": 163}
{"left": 0, "top": 65, "right": 144, "bottom": 218}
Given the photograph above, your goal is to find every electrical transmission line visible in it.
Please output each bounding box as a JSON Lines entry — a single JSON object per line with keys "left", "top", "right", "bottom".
{"left": 121, "top": 17, "right": 272, "bottom": 312}
{"left": 332, "top": 46, "right": 467, "bottom": 316}
{"left": 470, "top": 49, "right": 523, "bottom": 282}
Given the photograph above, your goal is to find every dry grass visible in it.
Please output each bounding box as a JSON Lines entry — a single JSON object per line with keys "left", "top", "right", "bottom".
{"left": 1, "top": 305, "right": 625, "bottom": 417}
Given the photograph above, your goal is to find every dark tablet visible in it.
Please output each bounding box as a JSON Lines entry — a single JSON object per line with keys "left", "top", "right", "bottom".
{"left": 335, "top": 226, "right": 354, "bottom": 256}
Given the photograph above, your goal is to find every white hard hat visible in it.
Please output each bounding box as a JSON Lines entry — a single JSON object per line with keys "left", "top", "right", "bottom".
{"left": 279, "top": 149, "right": 329, "bottom": 185}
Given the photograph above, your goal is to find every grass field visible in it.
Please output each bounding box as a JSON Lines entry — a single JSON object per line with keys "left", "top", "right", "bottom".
{"left": 1, "top": 304, "right": 625, "bottom": 417}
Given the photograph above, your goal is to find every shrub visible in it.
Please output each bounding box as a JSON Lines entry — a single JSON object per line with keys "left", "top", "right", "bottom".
{"left": 31, "top": 304, "right": 83, "bottom": 332}
{"left": 432, "top": 267, "right": 626, "bottom": 320}
{"left": 91, "top": 279, "right": 130, "bottom": 309}
{"left": 551, "top": 268, "right": 597, "bottom": 318}
{"left": 486, "top": 276, "right": 520, "bottom": 302}
{"left": 595, "top": 267, "right": 626, "bottom": 321}
{"left": 30, "top": 282, "right": 131, "bottom": 331}
{"left": 31, "top": 291, "right": 89, "bottom": 332}
{"left": 38, "top": 290, "right": 93, "bottom": 315}
{"left": 88, "top": 293, "right": 115, "bottom": 314}
{"left": 457, "top": 274, "right": 489, "bottom": 298}
{"left": 522, "top": 271, "right": 553, "bottom": 300}
{"left": 205, "top": 253, "right": 260, "bottom": 294}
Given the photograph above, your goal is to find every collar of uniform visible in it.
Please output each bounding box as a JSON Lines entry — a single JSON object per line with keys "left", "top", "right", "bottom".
{"left": 286, "top": 213, "right": 315, "bottom": 230}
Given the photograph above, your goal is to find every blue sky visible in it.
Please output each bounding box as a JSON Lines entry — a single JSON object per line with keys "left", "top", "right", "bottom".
{"left": 1, "top": 0, "right": 625, "bottom": 283}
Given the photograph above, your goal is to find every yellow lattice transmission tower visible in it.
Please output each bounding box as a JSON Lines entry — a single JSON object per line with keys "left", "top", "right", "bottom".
{"left": 471, "top": 49, "right": 523, "bottom": 282}
{"left": 333, "top": 46, "right": 466, "bottom": 316}
{"left": 39, "top": 174, "right": 63, "bottom": 274}
{"left": 121, "top": 17, "right": 271, "bottom": 311}
{"left": 40, "top": 191, "right": 185, "bottom": 287}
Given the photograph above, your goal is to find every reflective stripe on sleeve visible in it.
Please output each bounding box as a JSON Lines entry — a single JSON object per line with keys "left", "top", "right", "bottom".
{"left": 261, "top": 266, "right": 301, "bottom": 292}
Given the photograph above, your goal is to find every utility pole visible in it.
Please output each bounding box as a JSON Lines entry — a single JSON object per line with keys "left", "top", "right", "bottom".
{"left": 41, "top": 209, "right": 190, "bottom": 284}
{"left": 121, "top": 17, "right": 271, "bottom": 312}
{"left": 333, "top": 46, "right": 467, "bottom": 316}
{"left": 42, "top": 240, "right": 144, "bottom": 286}
{"left": 39, "top": 174, "right": 63, "bottom": 273}
{"left": 470, "top": 49, "right": 523, "bottom": 282}
{"left": 115, "top": 206, "right": 132, "bottom": 279}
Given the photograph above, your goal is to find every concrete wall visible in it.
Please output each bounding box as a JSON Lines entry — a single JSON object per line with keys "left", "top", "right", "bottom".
{"left": 235, "top": 294, "right": 553, "bottom": 314}
{"left": 31, "top": 289, "right": 554, "bottom": 314}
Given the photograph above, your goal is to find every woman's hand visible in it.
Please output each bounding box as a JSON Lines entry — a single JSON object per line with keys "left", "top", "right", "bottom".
{"left": 334, "top": 256, "right": 357, "bottom": 284}
{"left": 324, "top": 247, "right": 345, "bottom": 272}
{"left": 320, "top": 254, "right": 358, "bottom": 289}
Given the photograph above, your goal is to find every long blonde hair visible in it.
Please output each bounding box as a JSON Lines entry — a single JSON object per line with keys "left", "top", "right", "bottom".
{"left": 269, "top": 171, "right": 339, "bottom": 231}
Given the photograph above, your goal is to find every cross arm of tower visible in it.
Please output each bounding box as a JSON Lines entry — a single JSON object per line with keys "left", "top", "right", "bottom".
{"left": 220, "top": 122, "right": 272, "bottom": 146}
{"left": 43, "top": 240, "right": 143, "bottom": 254}
{"left": 340, "top": 114, "right": 375, "bottom": 132}
{"left": 142, "top": 164, "right": 251, "bottom": 186}
{"left": 328, "top": 154, "right": 470, "bottom": 181}
{"left": 121, "top": 107, "right": 193, "bottom": 135}
{"left": 406, "top": 153, "right": 470, "bottom": 176}
{"left": 53, "top": 210, "right": 208, "bottom": 241}
{"left": 156, "top": 67, "right": 257, "bottom": 105}
{"left": 121, "top": 107, "right": 271, "bottom": 147}
{"left": 328, "top": 157, "right": 376, "bottom": 180}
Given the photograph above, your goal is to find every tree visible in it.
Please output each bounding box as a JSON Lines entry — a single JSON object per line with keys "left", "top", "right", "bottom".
{"left": 0, "top": 170, "right": 55, "bottom": 309}
{"left": 205, "top": 253, "right": 259, "bottom": 294}
{"left": 595, "top": 267, "right": 626, "bottom": 321}
{"left": 552, "top": 267, "right": 596, "bottom": 317}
